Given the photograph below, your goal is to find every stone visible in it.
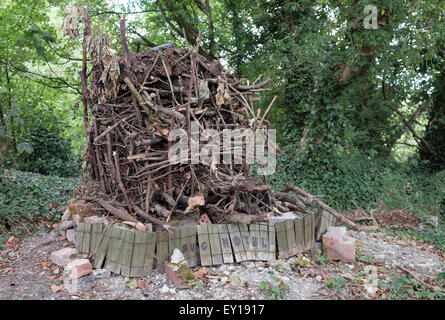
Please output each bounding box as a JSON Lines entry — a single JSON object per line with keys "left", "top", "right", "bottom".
{"left": 267, "top": 259, "right": 292, "bottom": 272}
{"left": 66, "top": 258, "right": 92, "bottom": 279}
{"left": 220, "top": 276, "right": 228, "bottom": 284}
{"left": 160, "top": 284, "right": 171, "bottom": 294}
{"left": 92, "top": 269, "right": 111, "bottom": 279}
{"left": 66, "top": 229, "right": 76, "bottom": 244}
{"left": 58, "top": 220, "right": 74, "bottom": 236}
{"left": 84, "top": 215, "right": 109, "bottom": 225}
{"left": 72, "top": 214, "right": 83, "bottom": 227}
{"left": 51, "top": 247, "right": 78, "bottom": 267}
{"left": 164, "top": 262, "right": 193, "bottom": 289}
{"left": 230, "top": 275, "right": 245, "bottom": 287}
{"left": 322, "top": 226, "right": 356, "bottom": 262}
{"left": 170, "top": 248, "right": 187, "bottom": 266}
{"left": 62, "top": 208, "right": 71, "bottom": 222}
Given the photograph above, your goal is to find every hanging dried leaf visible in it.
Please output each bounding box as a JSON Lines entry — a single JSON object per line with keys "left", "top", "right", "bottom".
{"left": 61, "top": 6, "right": 80, "bottom": 40}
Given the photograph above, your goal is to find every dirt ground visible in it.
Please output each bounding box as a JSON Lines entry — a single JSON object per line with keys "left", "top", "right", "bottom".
{"left": 0, "top": 229, "right": 443, "bottom": 300}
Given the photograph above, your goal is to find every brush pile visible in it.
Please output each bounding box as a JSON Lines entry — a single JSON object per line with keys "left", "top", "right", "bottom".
{"left": 72, "top": 9, "right": 358, "bottom": 232}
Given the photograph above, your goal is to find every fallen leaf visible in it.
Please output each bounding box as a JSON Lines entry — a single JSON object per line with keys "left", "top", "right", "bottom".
{"left": 51, "top": 284, "right": 64, "bottom": 293}
{"left": 185, "top": 195, "right": 205, "bottom": 213}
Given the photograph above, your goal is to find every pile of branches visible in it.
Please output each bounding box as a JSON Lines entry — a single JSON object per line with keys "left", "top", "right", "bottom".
{"left": 73, "top": 9, "right": 358, "bottom": 232}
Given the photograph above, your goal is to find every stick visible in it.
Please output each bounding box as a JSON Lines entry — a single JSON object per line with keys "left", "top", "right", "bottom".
{"left": 284, "top": 183, "right": 359, "bottom": 230}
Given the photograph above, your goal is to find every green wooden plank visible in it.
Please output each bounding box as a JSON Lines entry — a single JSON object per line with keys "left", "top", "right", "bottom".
{"left": 181, "top": 226, "right": 197, "bottom": 267}
{"left": 130, "top": 231, "right": 148, "bottom": 277}
{"left": 93, "top": 226, "right": 111, "bottom": 269}
{"left": 257, "top": 222, "right": 269, "bottom": 261}
{"left": 218, "top": 224, "right": 234, "bottom": 264}
{"left": 208, "top": 224, "right": 223, "bottom": 265}
{"left": 105, "top": 227, "right": 123, "bottom": 273}
{"left": 248, "top": 223, "right": 260, "bottom": 260}
{"left": 239, "top": 224, "right": 254, "bottom": 260}
{"left": 227, "top": 224, "right": 247, "bottom": 262}
{"left": 197, "top": 225, "right": 213, "bottom": 266}
{"left": 90, "top": 223, "right": 104, "bottom": 253}
{"left": 120, "top": 229, "right": 135, "bottom": 277}
{"left": 81, "top": 223, "right": 92, "bottom": 254}
{"left": 144, "top": 232, "right": 157, "bottom": 275}
{"left": 294, "top": 216, "right": 304, "bottom": 253}
{"left": 285, "top": 219, "right": 297, "bottom": 256}
{"left": 169, "top": 228, "right": 181, "bottom": 257}
{"left": 75, "top": 222, "right": 85, "bottom": 253}
{"left": 267, "top": 223, "right": 276, "bottom": 260}
{"left": 156, "top": 231, "right": 169, "bottom": 273}
{"left": 303, "top": 213, "right": 314, "bottom": 251}
{"left": 275, "top": 222, "right": 289, "bottom": 258}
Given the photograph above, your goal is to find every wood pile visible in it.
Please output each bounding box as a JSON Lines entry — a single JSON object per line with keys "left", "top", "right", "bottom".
{"left": 73, "top": 9, "right": 358, "bottom": 232}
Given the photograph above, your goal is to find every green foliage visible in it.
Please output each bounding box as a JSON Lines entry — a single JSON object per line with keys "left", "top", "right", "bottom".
{"left": 0, "top": 169, "right": 79, "bottom": 237}
{"left": 315, "top": 249, "right": 333, "bottom": 266}
{"left": 17, "top": 124, "right": 80, "bottom": 177}
{"left": 259, "top": 275, "right": 289, "bottom": 300}
{"left": 326, "top": 277, "right": 348, "bottom": 291}
{"left": 380, "top": 275, "right": 444, "bottom": 300}
{"left": 270, "top": 148, "right": 445, "bottom": 215}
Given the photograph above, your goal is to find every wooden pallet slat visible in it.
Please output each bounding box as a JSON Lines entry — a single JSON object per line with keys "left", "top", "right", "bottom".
{"left": 275, "top": 221, "right": 289, "bottom": 258}
{"left": 81, "top": 223, "right": 92, "bottom": 254}
{"left": 303, "top": 213, "right": 315, "bottom": 251}
{"left": 105, "top": 227, "right": 124, "bottom": 273}
{"left": 130, "top": 231, "right": 148, "bottom": 277}
{"left": 197, "top": 225, "right": 213, "bottom": 266}
{"left": 181, "top": 226, "right": 197, "bottom": 267}
{"left": 267, "top": 223, "right": 276, "bottom": 260}
{"left": 120, "top": 229, "right": 135, "bottom": 277}
{"left": 218, "top": 224, "right": 234, "bottom": 264}
{"left": 143, "top": 231, "right": 157, "bottom": 275}
{"left": 239, "top": 224, "right": 254, "bottom": 260}
{"left": 284, "top": 219, "right": 297, "bottom": 256}
{"left": 93, "top": 226, "right": 111, "bottom": 269}
{"left": 156, "top": 231, "right": 169, "bottom": 273}
{"left": 207, "top": 224, "right": 223, "bottom": 265}
{"left": 248, "top": 223, "right": 260, "bottom": 260}
{"left": 75, "top": 222, "right": 85, "bottom": 253}
{"left": 257, "top": 222, "right": 269, "bottom": 261}
{"left": 169, "top": 228, "right": 181, "bottom": 257}
{"left": 294, "top": 216, "right": 304, "bottom": 253}
{"left": 90, "top": 223, "right": 104, "bottom": 253}
{"left": 227, "top": 224, "right": 247, "bottom": 262}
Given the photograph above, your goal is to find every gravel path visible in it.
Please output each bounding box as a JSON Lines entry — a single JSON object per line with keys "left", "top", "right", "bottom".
{"left": 0, "top": 229, "right": 443, "bottom": 300}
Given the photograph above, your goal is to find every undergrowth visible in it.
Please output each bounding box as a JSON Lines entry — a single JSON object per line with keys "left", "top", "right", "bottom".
{"left": 0, "top": 169, "right": 79, "bottom": 243}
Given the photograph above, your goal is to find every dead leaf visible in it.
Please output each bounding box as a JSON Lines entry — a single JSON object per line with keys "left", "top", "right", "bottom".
{"left": 51, "top": 284, "right": 64, "bottom": 293}
{"left": 185, "top": 195, "right": 205, "bottom": 213}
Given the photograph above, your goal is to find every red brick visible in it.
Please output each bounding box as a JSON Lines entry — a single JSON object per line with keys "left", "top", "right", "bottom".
{"left": 66, "top": 259, "right": 92, "bottom": 279}
{"left": 51, "top": 248, "right": 77, "bottom": 267}
{"left": 322, "top": 227, "right": 356, "bottom": 262}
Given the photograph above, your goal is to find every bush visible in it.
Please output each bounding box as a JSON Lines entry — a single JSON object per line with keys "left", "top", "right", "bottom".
{"left": 270, "top": 147, "right": 445, "bottom": 217}
{"left": 16, "top": 125, "right": 80, "bottom": 177}
{"left": 0, "top": 169, "right": 79, "bottom": 240}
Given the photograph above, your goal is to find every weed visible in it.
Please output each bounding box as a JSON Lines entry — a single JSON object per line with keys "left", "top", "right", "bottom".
{"left": 259, "top": 275, "right": 289, "bottom": 300}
